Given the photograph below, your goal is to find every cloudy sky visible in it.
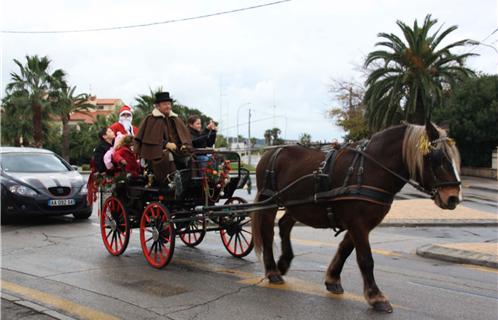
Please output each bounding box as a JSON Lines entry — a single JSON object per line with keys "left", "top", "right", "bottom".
{"left": 1, "top": 0, "right": 496, "bottom": 141}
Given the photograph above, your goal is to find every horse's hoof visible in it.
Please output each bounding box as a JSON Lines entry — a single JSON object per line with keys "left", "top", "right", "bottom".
{"left": 268, "top": 274, "right": 284, "bottom": 284}
{"left": 372, "top": 301, "right": 393, "bottom": 313}
{"left": 325, "top": 282, "right": 344, "bottom": 294}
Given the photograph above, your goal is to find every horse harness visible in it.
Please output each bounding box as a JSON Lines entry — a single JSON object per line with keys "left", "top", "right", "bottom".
{"left": 259, "top": 139, "right": 459, "bottom": 235}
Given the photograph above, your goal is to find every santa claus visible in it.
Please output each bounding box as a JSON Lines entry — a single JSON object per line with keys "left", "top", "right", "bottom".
{"left": 110, "top": 105, "right": 138, "bottom": 136}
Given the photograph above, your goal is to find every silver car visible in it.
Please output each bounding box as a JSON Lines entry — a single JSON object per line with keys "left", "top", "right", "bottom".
{"left": 1, "top": 147, "right": 92, "bottom": 223}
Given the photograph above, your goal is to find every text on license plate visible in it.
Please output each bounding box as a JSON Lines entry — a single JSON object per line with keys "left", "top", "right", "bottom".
{"left": 48, "top": 199, "right": 75, "bottom": 206}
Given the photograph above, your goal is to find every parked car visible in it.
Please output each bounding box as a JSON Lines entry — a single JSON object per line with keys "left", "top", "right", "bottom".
{"left": 1, "top": 147, "right": 92, "bottom": 223}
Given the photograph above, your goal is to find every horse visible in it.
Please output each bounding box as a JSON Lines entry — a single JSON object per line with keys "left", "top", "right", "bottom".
{"left": 251, "top": 122, "right": 462, "bottom": 313}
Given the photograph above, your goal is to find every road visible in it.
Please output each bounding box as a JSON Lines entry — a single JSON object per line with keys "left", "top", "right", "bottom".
{"left": 2, "top": 207, "right": 497, "bottom": 319}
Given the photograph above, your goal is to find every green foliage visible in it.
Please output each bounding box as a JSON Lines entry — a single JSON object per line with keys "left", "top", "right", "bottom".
{"left": 328, "top": 79, "right": 370, "bottom": 141}
{"left": 299, "top": 133, "right": 311, "bottom": 145}
{"left": 364, "top": 14, "right": 476, "bottom": 131}
{"left": 133, "top": 87, "right": 212, "bottom": 126}
{"left": 6, "top": 55, "right": 66, "bottom": 147}
{"left": 433, "top": 74, "right": 498, "bottom": 167}
{"left": 263, "top": 128, "right": 283, "bottom": 145}
{"left": 215, "top": 134, "right": 228, "bottom": 148}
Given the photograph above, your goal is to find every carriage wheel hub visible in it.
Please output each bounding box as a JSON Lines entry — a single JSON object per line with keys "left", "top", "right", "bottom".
{"left": 110, "top": 219, "right": 117, "bottom": 231}
{"left": 152, "top": 227, "right": 159, "bottom": 242}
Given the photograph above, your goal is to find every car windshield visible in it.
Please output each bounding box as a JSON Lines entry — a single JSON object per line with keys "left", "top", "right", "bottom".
{"left": 1, "top": 153, "right": 71, "bottom": 173}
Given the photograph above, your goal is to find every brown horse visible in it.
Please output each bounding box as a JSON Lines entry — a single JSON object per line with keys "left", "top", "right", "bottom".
{"left": 251, "top": 122, "right": 462, "bottom": 313}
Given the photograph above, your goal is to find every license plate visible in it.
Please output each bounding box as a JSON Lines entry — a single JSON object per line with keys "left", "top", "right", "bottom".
{"left": 48, "top": 199, "right": 75, "bottom": 206}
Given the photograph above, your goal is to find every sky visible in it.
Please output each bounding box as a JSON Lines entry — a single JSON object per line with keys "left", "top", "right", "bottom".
{"left": 1, "top": 0, "right": 497, "bottom": 142}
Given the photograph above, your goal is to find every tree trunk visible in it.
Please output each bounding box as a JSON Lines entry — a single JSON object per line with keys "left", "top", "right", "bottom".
{"left": 32, "top": 104, "right": 43, "bottom": 148}
{"left": 62, "top": 115, "right": 70, "bottom": 162}
{"left": 410, "top": 91, "right": 426, "bottom": 125}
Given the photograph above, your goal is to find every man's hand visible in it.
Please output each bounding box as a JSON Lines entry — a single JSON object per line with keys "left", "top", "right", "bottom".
{"left": 165, "top": 142, "right": 177, "bottom": 151}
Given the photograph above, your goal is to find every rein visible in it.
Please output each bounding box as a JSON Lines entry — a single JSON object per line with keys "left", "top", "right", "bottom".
{"left": 346, "top": 147, "right": 435, "bottom": 198}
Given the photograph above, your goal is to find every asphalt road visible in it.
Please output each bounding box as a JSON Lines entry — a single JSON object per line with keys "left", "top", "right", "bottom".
{"left": 2, "top": 209, "right": 497, "bottom": 320}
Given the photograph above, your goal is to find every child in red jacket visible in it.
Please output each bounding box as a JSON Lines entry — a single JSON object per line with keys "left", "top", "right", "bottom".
{"left": 112, "top": 135, "right": 141, "bottom": 177}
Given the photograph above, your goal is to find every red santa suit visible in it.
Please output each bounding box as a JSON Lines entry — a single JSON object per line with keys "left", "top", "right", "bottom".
{"left": 110, "top": 105, "right": 138, "bottom": 136}
{"left": 113, "top": 145, "right": 141, "bottom": 177}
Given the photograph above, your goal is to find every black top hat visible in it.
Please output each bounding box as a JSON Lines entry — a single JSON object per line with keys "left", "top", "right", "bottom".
{"left": 155, "top": 92, "right": 173, "bottom": 104}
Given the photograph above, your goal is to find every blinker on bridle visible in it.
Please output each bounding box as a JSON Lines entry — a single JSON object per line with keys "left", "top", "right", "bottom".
{"left": 418, "top": 135, "right": 461, "bottom": 198}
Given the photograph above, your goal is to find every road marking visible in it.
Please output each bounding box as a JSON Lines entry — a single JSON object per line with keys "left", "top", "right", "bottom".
{"left": 1, "top": 280, "right": 119, "bottom": 320}
{"left": 292, "top": 238, "right": 401, "bottom": 257}
{"left": 238, "top": 276, "right": 366, "bottom": 303}
{"left": 174, "top": 258, "right": 409, "bottom": 310}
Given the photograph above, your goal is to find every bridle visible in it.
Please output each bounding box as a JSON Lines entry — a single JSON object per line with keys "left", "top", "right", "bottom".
{"left": 423, "top": 137, "right": 462, "bottom": 192}
{"left": 347, "top": 136, "right": 461, "bottom": 199}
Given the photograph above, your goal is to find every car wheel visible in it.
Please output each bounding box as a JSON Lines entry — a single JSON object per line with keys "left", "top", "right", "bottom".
{"left": 73, "top": 210, "right": 92, "bottom": 220}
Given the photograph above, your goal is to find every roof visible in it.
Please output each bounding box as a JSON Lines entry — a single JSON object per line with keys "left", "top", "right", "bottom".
{"left": 95, "top": 99, "right": 122, "bottom": 105}
{"left": 0, "top": 147, "right": 53, "bottom": 154}
{"left": 70, "top": 110, "right": 113, "bottom": 124}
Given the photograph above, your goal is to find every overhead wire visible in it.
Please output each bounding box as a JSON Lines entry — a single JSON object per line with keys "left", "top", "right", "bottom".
{"left": 1, "top": 0, "right": 292, "bottom": 34}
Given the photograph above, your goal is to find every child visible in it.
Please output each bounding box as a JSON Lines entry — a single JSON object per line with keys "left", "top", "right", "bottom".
{"left": 103, "top": 132, "right": 124, "bottom": 171}
{"left": 112, "top": 135, "right": 141, "bottom": 177}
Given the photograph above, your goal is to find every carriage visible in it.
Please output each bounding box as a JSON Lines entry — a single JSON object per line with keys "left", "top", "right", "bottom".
{"left": 97, "top": 122, "right": 462, "bottom": 312}
{"left": 97, "top": 149, "right": 255, "bottom": 269}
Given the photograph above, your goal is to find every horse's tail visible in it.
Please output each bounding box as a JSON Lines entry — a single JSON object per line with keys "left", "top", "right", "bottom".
{"left": 251, "top": 191, "right": 263, "bottom": 259}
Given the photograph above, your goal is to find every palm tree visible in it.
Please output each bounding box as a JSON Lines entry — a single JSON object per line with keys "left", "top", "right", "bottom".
{"left": 1, "top": 93, "right": 33, "bottom": 146}
{"left": 50, "top": 81, "right": 93, "bottom": 161}
{"left": 134, "top": 87, "right": 211, "bottom": 125}
{"left": 134, "top": 87, "right": 160, "bottom": 126}
{"left": 364, "top": 14, "right": 476, "bottom": 130}
{"left": 6, "top": 55, "right": 66, "bottom": 147}
{"left": 264, "top": 129, "right": 272, "bottom": 146}
{"left": 270, "top": 128, "right": 281, "bottom": 145}
{"left": 299, "top": 133, "right": 312, "bottom": 146}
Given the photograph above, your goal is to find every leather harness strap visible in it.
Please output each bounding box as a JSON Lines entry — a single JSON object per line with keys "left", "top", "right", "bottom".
{"left": 261, "top": 147, "right": 285, "bottom": 198}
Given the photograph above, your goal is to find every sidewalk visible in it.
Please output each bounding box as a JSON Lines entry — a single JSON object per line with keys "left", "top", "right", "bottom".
{"left": 462, "top": 175, "right": 498, "bottom": 193}
{"left": 382, "top": 199, "right": 498, "bottom": 227}
{"left": 417, "top": 243, "right": 498, "bottom": 269}
{"left": 382, "top": 198, "right": 498, "bottom": 269}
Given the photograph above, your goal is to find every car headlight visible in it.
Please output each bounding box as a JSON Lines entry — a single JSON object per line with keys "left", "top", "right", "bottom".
{"left": 79, "top": 184, "right": 88, "bottom": 195}
{"left": 8, "top": 185, "right": 38, "bottom": 197}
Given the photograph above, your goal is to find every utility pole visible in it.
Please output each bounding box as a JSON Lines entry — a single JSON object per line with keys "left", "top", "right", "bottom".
{"left": 248, "top": 109, "right": 252, "bottom": 167}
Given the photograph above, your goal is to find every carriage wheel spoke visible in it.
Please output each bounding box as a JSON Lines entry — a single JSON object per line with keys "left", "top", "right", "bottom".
{"left": 239, "top": 220, "right": 251, "bottom": 227}
{"left": 240, "top": 232, "right": 251, "bottom": 247}
{"left": 238, "top": 234, "right": 245, "bottom": 252}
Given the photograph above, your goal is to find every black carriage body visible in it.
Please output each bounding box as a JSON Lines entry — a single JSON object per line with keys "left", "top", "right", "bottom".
{"left": 111, "top": 150, "right": 248, "bottom": 226}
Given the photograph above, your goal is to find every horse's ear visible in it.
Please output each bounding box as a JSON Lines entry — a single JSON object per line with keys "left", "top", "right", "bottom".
{"left": 425, "top": 121, "right": 439, "bottom": 141}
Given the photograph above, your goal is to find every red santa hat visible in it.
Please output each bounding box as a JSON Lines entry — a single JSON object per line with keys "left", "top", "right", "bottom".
{"left": 118, "top": 105, "right": 132, "bottom": 117}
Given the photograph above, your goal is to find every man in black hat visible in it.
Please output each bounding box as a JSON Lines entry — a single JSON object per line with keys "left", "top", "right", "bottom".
{"left": 134, "top": 92, "right": 192, "bottom": 184}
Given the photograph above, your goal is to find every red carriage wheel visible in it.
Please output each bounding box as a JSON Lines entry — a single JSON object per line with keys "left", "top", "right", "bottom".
{"left": 220, "top": 197, "right": 254, "bottom": 258}
{"left": 179, "top": 215, "right": 206, "bottom": 247}
{"left": 140, "top": 203, "right": 175, "bottom": 268}
{"left": 100, "top": 196, "right": 130, "bottom": 256}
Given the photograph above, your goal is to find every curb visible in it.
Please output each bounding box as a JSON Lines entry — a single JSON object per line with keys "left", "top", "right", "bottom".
{"left": 381, "top": 219, "right": 498, "bottom": 227}
{"left": 1, "top": 294, "right": 77, "bottom": 320}
{"left": 466, "top": 185, "right": 498, "bottom": 194}
{"left": 416, "top": 244, "right": 498, "bottom": 269}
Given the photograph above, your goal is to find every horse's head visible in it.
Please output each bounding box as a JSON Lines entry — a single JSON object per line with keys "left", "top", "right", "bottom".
{"left": 403, "top": 123, "right": 462, "bottom": 210}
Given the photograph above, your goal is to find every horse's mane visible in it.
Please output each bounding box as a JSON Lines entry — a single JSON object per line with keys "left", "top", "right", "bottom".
{"left": 402, "top": 124, "right": 461, "bottom": 181}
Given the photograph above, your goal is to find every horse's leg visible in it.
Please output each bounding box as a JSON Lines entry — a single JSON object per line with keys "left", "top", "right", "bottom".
{"left": 325, "top": 231, "right": 354, "bottom": 294}
{"left": 277, "top": 211, "right": 296, "bottom": 275}
{"left": 350, "top": 228, "right": 393, "bottom": 313}
{"left": 260, "top": 208, "right": 282, "bottom": 284}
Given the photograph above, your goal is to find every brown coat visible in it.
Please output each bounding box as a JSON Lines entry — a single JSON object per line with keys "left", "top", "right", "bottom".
{"left": 134, "top": 108, "right": 192, "bottom": 183}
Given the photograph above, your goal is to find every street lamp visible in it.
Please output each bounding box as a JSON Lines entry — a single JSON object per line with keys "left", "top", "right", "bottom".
{"left": 236, "top": 102, "right": 251, "bottom": 151}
